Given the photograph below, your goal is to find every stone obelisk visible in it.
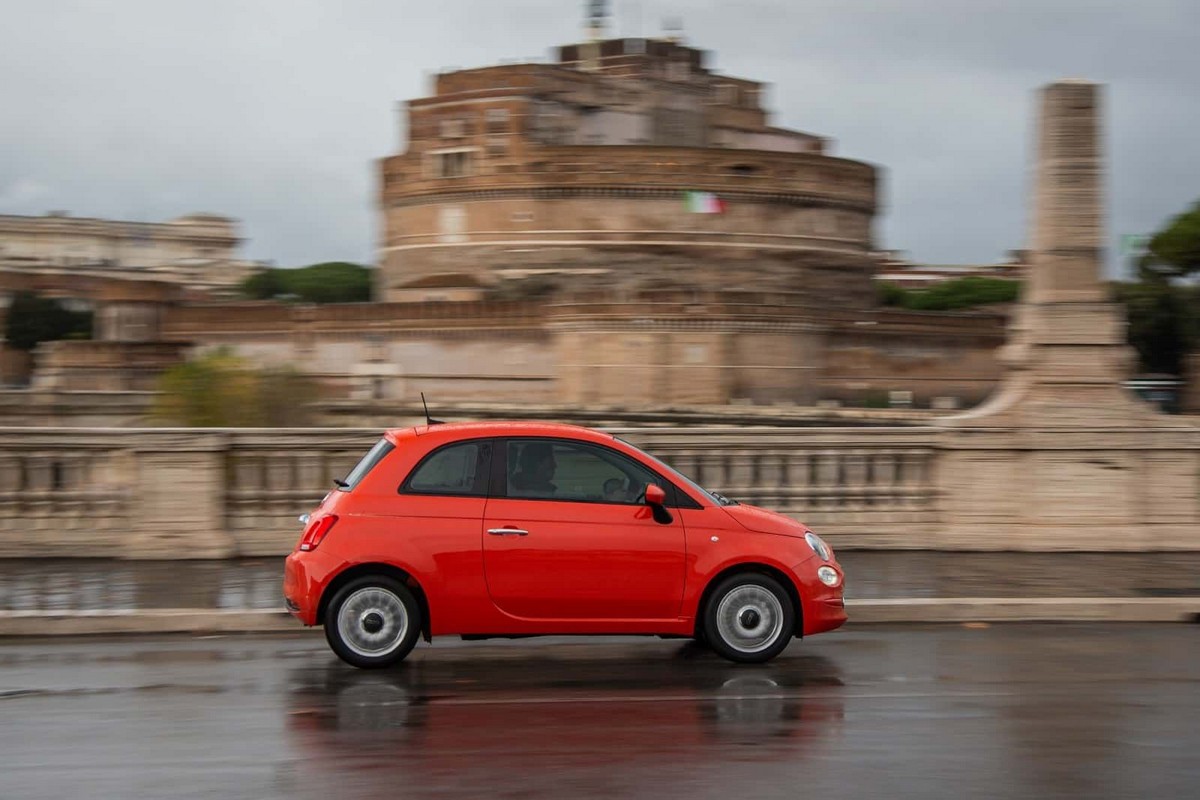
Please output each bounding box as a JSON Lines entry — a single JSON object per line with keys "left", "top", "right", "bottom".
{"left": 952, "top": 80, "right": 1154, "bottom": 427}
{"left": 937, "top": 80, "right": 1197, "bottom": 551}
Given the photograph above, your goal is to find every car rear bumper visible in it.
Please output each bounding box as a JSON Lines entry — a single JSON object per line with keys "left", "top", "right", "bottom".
{"left": 283, "top": 550, "right": 337, "bottom": 626}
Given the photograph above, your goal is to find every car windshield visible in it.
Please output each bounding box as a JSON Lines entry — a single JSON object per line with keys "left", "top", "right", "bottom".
{"left": 614, "top": 438, "right": 737, "bottom": 506}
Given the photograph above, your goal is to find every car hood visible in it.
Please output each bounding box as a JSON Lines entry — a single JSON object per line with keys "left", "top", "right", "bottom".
{"left": 722, "top": 503, "right": 809, "bottom": 537}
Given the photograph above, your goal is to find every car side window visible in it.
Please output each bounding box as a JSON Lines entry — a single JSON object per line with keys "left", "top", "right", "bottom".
{"left": 506, "top": 439, "right": 664, "bottom": 504}
{"left": 402, "top": 441, "right": 490, "bottom": 496}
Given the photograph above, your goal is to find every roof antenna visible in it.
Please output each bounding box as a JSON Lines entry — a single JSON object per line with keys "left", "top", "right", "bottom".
{"left": 421, "top": 392, "right": 445, "bottom": 426}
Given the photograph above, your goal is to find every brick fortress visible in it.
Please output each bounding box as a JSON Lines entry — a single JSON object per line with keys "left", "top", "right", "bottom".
{"left": 380, "top": 37, "right": 876, "bottom": 309}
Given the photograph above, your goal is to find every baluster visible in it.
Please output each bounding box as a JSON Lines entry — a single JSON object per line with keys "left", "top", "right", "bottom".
{"left": 757, "top": 451, "right": 784, "bottom": 510}
{"left": 728, "top": 449, "right": 755, "bottom": 494}
{"left": 843, "top": 450, "right": 868, "bottom": 512}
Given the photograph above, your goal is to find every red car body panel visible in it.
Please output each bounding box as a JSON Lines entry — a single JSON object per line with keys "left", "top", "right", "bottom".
{"left": 283, "top": 421, "right": 846, "bottom": 640}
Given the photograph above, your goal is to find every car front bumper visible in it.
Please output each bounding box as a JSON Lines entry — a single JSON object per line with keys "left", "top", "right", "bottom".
{"left": 794, "top": 557, "right": 847, "bottom": 636}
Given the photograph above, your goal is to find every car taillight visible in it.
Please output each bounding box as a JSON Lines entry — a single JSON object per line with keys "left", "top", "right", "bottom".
{"left": 298, "top": 515, "right": 338, "bottom": 552}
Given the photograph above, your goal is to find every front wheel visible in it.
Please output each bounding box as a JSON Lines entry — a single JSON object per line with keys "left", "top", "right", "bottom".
{"left": 703, "top": 572, "right": 795, "bottom": 664}
{"left": 325, "top": 576, "right": 421, "bottom": 669}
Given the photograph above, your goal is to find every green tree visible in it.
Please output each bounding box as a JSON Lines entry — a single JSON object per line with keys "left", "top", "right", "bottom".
{"left": 153, "top": 350, "right": 320, "bottom": 427}
{"left": 1113, "top": 281, "right": 1200, "bottom": 375}
{"left": 238, "top": 262, "right": 372, "bottom": 304}
{"left": 877, "top": 276, "right": 1020, "bottom": 311}
{"left": 1142, "top": 199, "right": 1200, "bottom": 279}
{"left": 240, "top": 268, "right": 284, "bottom": 300}
{"left": 4, "top": 291, "right": 93, "bottom": 350}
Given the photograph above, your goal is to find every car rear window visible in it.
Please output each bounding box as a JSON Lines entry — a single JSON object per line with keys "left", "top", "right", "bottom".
{"left": 338, "top": 438, "right": 395, "bottom": 491}
{"left": 401, "top": 440, "right": 490, "bottom": 496}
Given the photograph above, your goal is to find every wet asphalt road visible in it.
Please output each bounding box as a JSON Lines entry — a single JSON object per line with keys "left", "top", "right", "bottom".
{"left": 1, "top": 625, "right": 1197, "bottom": 800}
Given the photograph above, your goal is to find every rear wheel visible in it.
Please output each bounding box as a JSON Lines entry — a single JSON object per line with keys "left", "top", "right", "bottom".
{"left": 703, "top": 572, "right": 795, "bottom": 664}
{"left": 324, "top": 576, "right": 421, "bottom": 669}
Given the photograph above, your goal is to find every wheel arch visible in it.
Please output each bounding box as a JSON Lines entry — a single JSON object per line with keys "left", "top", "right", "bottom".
{"left": 317, "top": 562, "right": 432, "bottom": 643}
{"left": 693, "top": 562, "right": 804, "bottom": 641}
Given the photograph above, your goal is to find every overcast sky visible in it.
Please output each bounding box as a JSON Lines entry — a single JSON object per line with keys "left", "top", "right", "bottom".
{"left": 1, "top": 0, "right": 1197, "bottom": 275}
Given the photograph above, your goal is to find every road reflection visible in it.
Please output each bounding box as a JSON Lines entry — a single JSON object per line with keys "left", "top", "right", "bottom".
{"left": 284, "top": 643, "right": 845, "bottom": 797}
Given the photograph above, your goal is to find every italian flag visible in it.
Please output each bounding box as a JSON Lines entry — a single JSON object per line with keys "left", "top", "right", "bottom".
{"left": 684, "top": 191, "right": 726, "bottom": 214}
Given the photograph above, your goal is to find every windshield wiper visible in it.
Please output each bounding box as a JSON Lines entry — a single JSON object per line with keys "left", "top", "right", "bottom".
{"left": 332, "top": 478, "right": 350, "bottom": 489}
{"left": 709, "top": 490, "right": 738, "bottom": 506}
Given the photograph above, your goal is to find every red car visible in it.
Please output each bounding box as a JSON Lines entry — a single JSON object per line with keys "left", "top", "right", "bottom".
{"left": 284, "top": 422, "right": 846, "bottom": 668}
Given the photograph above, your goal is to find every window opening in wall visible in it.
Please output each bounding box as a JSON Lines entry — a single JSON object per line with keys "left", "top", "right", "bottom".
{"left": 440, "top": 118, "right": 467, "bottom": 138}
{"left": 435, "top": 150, "right": 474, "bottom": 178}
{"left": 730, "top": 164, "right": 758, "bottom": 176}
{"left": 486, "top": 108, "right": 509, "bottom": 129}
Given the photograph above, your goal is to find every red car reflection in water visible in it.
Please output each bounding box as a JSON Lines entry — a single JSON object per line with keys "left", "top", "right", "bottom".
{"left": 284, "top": 422, "right": 846, "bottom": 668}
{"left": 284, "top": 650, "right": 846, "bottom": 797}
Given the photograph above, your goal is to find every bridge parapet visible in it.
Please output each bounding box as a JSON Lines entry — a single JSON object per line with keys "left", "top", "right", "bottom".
{"left": 0, "top": 423, "right": 1194, "bottom": 558}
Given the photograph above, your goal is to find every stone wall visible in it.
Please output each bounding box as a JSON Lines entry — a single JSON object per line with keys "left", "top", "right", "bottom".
{"left": 153, "top": 294, "right": 1005, "bottom": 410}
{"left": 381, "top": 145, "right": 878, "bottom": 306}
{"left": 819, "top": 309, "right": 1007, "bottom": 408}
{"left": 30, "top": 341, "right": 188, "bottom": 391}
{"left": 0, "top": 348, "right": 33, "bottom": 387}
{"left": 163, "top": 300, "right": 557, "bottom": 403}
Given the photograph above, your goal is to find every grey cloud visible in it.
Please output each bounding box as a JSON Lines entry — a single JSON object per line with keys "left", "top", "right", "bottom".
{"left": 1, "top": 0, "right": 1197, "bottom": 273}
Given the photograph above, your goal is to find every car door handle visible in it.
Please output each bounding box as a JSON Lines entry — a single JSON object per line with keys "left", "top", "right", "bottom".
{"left": 487, "top": 528, "right": 529, "bottom": 536}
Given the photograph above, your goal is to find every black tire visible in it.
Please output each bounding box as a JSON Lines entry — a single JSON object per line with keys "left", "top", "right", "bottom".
{"left": 702, "top": 572, "right": 795, "bottom": 664}
{"left": 324, "top": 575, "right": 422, "bottom": 669}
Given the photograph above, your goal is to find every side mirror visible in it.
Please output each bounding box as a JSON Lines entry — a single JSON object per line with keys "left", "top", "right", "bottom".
{"left": 643, "top": 484, "right": 673, "bottom": 525}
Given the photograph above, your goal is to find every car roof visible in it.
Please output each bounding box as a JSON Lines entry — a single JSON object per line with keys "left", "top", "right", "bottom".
{"left": 385, "top": 420, "right": 616, "bottom": 444}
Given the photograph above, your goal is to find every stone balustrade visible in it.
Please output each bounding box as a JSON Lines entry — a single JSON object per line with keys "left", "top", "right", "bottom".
{"left": 0, "top": 426, "right": 938, "bottom": 558}
{"left": 615, "top": 428, "right": 938, "bottom": 548}
{"left": 0, "top": 422, "right": 1195, "bottom": 558}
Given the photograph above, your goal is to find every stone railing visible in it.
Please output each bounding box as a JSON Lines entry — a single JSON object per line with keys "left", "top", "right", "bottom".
{"left": 0, "top": 426, "right": 942, "bottom": 558}
{"left": 617, "top": 428, "right": 937, "bottom": 547}
{"left": 224, "top": 430, "right": 379, "bottom": 554}
{"left": 0, "top": 430, "right": 135, "bottom": 556}
{"left": 0, "top": 422, "right": 1195, "bottom": 558}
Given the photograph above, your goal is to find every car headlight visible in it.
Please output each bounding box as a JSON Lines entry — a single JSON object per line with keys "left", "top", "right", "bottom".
{"left": 817, "top": 566, "right": 840, "bottom": 587}
{"left": 805, "top": 531, "right": 831, "bottom": 561}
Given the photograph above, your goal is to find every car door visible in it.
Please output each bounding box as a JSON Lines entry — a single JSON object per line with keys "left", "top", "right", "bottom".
{"left": 481, "top": 437, "right": 687, "bottom": 622}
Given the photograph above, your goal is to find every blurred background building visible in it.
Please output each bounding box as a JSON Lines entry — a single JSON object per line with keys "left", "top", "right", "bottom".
{"left": 378, "top": 36, "right": 876, "bottom": 310}
{"left": 874, "top": 250, "right": 1027, "bottom": 288}
{"left": 0, "top": 211, "right": 259, "bottom": 294}
{"left": 0, "top": 7, "right": 1194, "bottom": 421}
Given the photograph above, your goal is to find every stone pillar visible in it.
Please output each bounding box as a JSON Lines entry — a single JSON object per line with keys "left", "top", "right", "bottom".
{"left": 1029, "top": 82, "right": 1107, "bottom": 304}
{"left": 121, "top": 432, "right": 237, "bottom": 558}
{"left": 937, "top": 80, "right": 1200, "bottom": 550}
{"left": 954, "top": 81, "right": 1152, "bottom": 427}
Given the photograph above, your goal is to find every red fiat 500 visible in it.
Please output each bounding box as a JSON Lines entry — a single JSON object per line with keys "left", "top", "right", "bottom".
{"left": 284, "top": 422, "right": 846, "bottom": 668}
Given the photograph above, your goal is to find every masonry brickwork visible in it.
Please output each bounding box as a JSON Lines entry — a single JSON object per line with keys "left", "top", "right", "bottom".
{"left": 379, "top": 37, "right": 878, "bottom": 309}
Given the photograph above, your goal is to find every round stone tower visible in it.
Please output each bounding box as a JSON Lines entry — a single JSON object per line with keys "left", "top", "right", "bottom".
{"left": 378, "top": 37, "right": 879, "bottom": 309}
